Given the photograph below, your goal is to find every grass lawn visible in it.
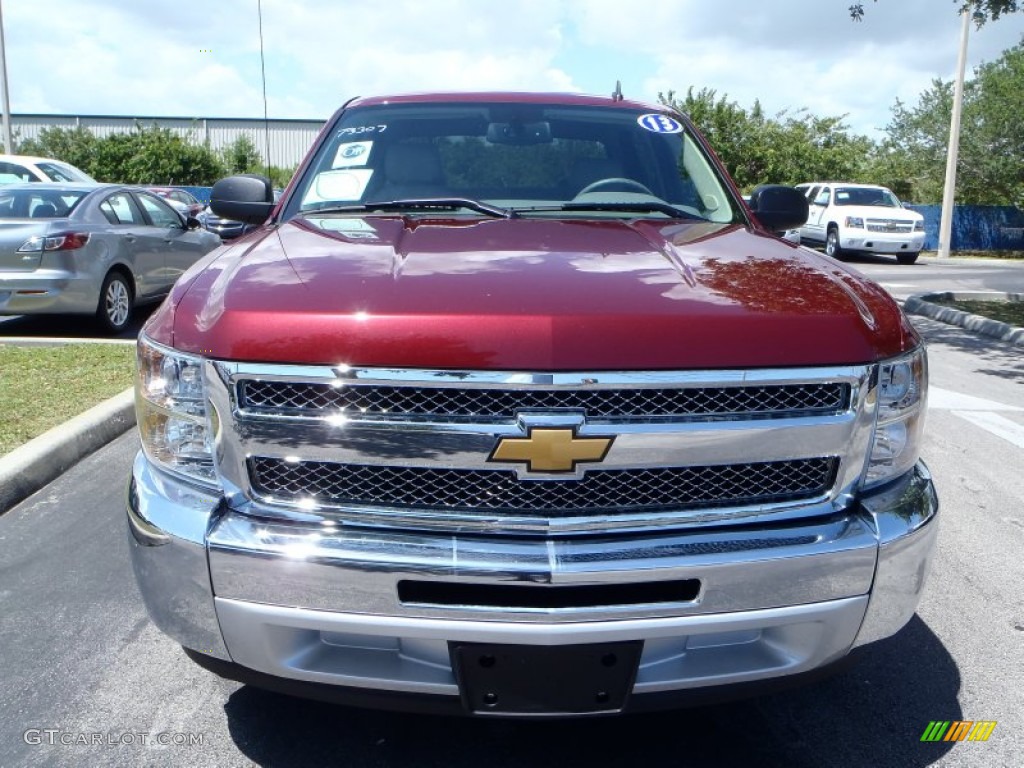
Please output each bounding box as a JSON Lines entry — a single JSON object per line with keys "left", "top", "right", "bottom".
{"left": 0, "top": 343, "right": 136, "bottom": 457}
{"left": 927, "top": 298, "right": 1024, "bottom": 327}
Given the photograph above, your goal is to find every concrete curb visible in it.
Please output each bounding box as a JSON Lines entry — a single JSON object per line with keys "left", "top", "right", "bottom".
{"left": 904, "top": 291, "right": 1024, "bottom": 347}
{"left": 0, "top": 388, "right": 136, "bottom": 515}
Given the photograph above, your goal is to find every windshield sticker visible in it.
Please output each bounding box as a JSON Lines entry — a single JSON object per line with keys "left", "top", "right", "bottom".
{"left": 315, "top": 218, "right": 380, "bottom": 240}
{"left": 336, "top": 124, "right": 387, "bottom": 137}
{"left": 637, "top": 114, "right": 683, "bottom": 134}
{"left": 333, "top": 141, "right": 373, "bottom": 168}
{"left": 301, "top": 169, "right": 374, "bottom": 206}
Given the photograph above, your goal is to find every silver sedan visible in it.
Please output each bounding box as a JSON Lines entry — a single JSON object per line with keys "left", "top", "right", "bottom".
{"left": 0, "top": 183, "right": 221, "bottom": 333}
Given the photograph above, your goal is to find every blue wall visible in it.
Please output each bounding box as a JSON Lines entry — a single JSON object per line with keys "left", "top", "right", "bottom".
{"left": 177, "top": 186, "right": 213, "bottom": 206}
{"left": 907, "top": 204, "right": 1024, "bottom": 251}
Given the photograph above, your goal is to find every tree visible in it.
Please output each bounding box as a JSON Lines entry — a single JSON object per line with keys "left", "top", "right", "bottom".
{"left": 221, "top": 134, "right": 264, "bottom": 175}
{"left": 265, "top": 165, "right": 298, "bottom": 189}
{"left": 659, "top": 88, "right": 875, "bottom": 190}
{"left": 18, "top": 123, "right": 226, "bottom": 184}
{"left": 89, "top": 124, "right": 226, "bottom": 185}
{"left": 879, "top": 39, "right": 1024, "bottom": 205}
{"left": 850, "top": 1, "right": 1020, "bottom": 22}
{"left": 18, "top": 126, "right": 98, "bottom": 176}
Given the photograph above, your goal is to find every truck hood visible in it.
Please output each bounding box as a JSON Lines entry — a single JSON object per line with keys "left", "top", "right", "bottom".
{"left": 158, "top": 215, "right": 918, "bottom": 369}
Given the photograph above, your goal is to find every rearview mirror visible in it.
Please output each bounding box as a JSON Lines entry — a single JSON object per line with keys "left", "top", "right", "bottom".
{"left": 486, "top": 121, "right": 552, "bottom": 145}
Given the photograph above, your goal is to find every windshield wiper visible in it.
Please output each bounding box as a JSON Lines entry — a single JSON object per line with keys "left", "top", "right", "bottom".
{"left": 305, "top": 198, "right": 517, "bottom": 219}
{"left": 514, "top": 201, "right": 700, "bottom": 219}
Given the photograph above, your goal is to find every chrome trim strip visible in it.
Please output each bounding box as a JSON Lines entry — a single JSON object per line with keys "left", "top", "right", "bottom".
{"left": 243, "top": 495, "right": 841, "bottom": 534}
{"left": 221, "top": 363, "right": 871, "bottom": 390}
{"left": 225, "top": 416, "right": 857, "bottom": 472}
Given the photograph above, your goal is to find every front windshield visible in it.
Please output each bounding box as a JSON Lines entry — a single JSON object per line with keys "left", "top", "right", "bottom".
{"left": 834, "top": 186, "right": 901, "bottom": 208}
{"left": 285, "top": 101, "right": 738, "bottom": 223}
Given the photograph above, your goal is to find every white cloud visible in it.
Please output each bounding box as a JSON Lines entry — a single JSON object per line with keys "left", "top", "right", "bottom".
{"left": 571, "top": 0, "right": 1024, "bottom": 137}
{"left": 255, "top": 0, "right": 577, "bottom": 107}
{"left": 3, "top": 0, "right": 1023, "bottom": 140}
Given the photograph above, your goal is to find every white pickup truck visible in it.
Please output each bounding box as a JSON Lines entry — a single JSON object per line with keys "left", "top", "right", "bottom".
{"left": 796, "top": 182, "right": 926, "bottom": 264}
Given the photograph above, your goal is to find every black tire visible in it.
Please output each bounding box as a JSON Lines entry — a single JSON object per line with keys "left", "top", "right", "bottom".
{"left": 96, "top": 271, "right": 134, "bottom": 334}
{"left": 824, "top": 226, "right": 843, "bottom": 258}
{"left": 897, "top": 251, "right": 920, "bottom": 265}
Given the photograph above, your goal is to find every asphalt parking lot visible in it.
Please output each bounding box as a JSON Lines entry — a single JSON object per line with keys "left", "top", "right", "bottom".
{"left": 0, "top": 304, "right": 156, "bottom": 341}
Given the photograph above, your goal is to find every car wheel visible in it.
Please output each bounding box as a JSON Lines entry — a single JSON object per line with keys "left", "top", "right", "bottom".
{"left": 897, "top": 252, "right": 920, "bottom": 265}
{"left": 824, "top": 227, "right": 843, "bottom": 258}
{"left": 96, "top": 271, "right": 134, "bottom": 334}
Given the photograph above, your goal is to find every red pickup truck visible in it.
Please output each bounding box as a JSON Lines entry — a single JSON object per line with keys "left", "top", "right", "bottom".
{"left": 127, "top": 92, "right": 937, "bottom": 716}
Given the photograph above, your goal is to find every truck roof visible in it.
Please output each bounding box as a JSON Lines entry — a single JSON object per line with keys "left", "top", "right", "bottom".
{"left": 346, "top": 91, "right": 666, "bottom": 112}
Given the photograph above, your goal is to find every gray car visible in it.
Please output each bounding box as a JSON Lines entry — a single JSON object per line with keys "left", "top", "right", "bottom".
{"left": 0, "top": 183, "right": 221, "bottom": 333}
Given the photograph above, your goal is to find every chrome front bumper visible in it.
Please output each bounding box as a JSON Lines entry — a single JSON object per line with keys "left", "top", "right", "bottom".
{"left": 127, "top": 453, "right": 938, "bottom": 706}
{"left": 839, "top": 233, "right": 926, "bottom": 254}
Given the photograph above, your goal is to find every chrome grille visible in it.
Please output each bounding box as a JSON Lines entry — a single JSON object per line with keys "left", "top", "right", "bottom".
{"left": 210, "top": 363, "right": 873, "bottom": 534}
{"left": 249, "top": 457, "right": 838, "bottom": 514}
{"left": 238, "top": 380, "right": 850, "bottom": 420}
{"left": 866, "top": 219, "right": 913, "bottom": 234}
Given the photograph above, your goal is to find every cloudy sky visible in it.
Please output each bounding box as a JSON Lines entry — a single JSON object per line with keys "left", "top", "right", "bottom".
{"left": 5, "top": 0, "right": 1024, "bottom": 138}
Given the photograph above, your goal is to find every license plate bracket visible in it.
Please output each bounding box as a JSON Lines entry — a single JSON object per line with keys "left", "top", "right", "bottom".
{"left": 450, "top": 640, "right": 643, "bottom": 715}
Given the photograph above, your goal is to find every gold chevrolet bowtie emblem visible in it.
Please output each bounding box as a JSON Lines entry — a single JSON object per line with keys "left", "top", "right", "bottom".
{"left": 489, "top": 428, "right": 614, "bottom": 473}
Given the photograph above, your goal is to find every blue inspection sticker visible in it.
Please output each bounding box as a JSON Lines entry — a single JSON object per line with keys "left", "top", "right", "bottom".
{"left": 637, "top": 113, "right": 683, "bottom": 134}
{"left": 332, "top": 141, "right": 374, "bottom": 169}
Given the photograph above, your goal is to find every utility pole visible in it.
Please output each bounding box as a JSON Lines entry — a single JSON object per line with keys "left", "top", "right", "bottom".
{"left": 938, "top": 9, "right": 973, "bottom": 259}
{"left": 0, "top": 0, "right": 13, "bottom": 154}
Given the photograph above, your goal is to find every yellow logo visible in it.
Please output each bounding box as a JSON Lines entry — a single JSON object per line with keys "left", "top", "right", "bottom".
{"left": 489, "top": 428, "right": 614, "bottom": 473}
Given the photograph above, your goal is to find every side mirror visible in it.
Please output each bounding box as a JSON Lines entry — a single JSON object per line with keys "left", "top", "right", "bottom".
{"left": 210, "top": 174, "right": 275, "bottom": 225}
{"left": 748, "top": 185, "right": 809, "bottom": 233}
{"left": 185, "top": 215, "right": 203, "bottom": 230}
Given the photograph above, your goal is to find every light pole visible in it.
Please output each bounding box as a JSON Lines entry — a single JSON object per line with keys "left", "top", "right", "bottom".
{"left": 0, "top": 0, "right": 13, "bottom": 154}
{"left": 937, "top": 9, "right": 975, "bottom": 259}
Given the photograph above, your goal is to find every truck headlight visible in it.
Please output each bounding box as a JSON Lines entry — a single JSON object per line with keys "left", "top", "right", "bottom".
{"left": 845, "top": 217, "right": 864, "bottom": 228}
{"left": 864, "top": 347, "right": 928, "bottom": 488}
{"left": 136, "top": 335, "right": 217, "bottom": 486}
{"left": 914, "top": 220, "right": 925, "bottom": 232}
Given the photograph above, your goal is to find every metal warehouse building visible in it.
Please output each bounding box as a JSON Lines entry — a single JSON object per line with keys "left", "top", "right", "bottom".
{"left": 11, "top": 114, "right": 327, "bottom": 168}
